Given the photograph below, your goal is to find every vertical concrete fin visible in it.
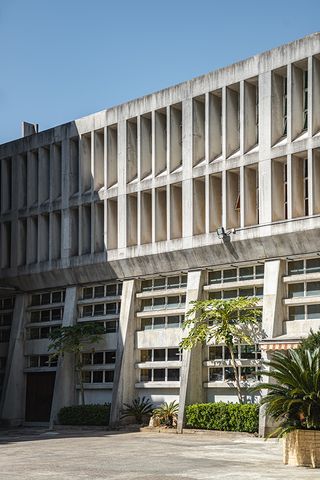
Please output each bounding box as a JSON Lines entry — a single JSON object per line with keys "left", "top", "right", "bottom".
{"left": 177, "top": 270, "right": 205, "bottom": 433}
{"left": 49, "top": 286, "right": 77, "bottom": 427}
{"left": 0, "top": 294, "right": 28, "bottom": 425}
{"left": 110, "top": 279, "right": 136, "bottom": 426}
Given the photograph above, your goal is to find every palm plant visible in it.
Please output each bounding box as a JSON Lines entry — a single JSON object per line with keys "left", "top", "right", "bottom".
{"left": 153, "top": 401, "right": 179, "bottom": 427}
{"left": 121, "top": 397, "right": 154, "bottom": 424}
{"left": 180, "top": 297, "right": 261, "bottom": 403}
{"left": 251, "top": 348, "right": 320, "bottom": 437}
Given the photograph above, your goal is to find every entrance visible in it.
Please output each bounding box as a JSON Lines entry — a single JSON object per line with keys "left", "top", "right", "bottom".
{"left": 25, "top": 372, "right": 56, "bottom": 422}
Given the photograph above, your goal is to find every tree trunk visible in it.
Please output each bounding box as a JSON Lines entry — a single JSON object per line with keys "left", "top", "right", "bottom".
{"left": 228, "top": 345, "right": 243, "bottom": 404}
{"left": 76, "top": 353, "right": 85, "bottom": 405}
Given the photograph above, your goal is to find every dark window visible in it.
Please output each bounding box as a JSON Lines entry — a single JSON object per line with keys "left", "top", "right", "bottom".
{"left": 83, "top": 287, "right": 93, "bottom": 300}
{"left": 83, "top": 305, "right": 93, "bottom": 317}
{"left": 94, "top": 286, "right": 105, "bottom": 298}
{"left": 153, "top": 349, "right": 165, "bottom": 362}
{"left": 82, "top": 371, "right": 91, "bottom": 383}
{"left": 41, "top": 293, "right": 50, "bottom": 305}
{"left": 153, "top": 317, "right": 165, "bottom": 329}
{"left": 167, "top": 348, "right": 180, "bottom": 361}
{"left": 167, "top": 368, "right": 180, "bottom": 381}
{"left": 105, "top": 351, "right": 116, "bottom": 364}
{"left": 209, "top": 368, "right": 223, "bottom": 381}
{"left": 153, "top": 369, "right": 165, "bottom": 381}
{"left": 167, "top": 316, "right": 180, "bottom": 328}
{"left": 92, "top": 371, "right": 103, "bottom": 383}
{"left": 289, "top": 305, "right": 305, "bottom": 321}
{"left": 223, "top": 269, "right": 237, "bottom": 283}
{"left": 141, "top": 350, "right": 152, "bottom": 362}
{"left": 141, "top": 318, "right": 152, "bottom": 330}
{"left": 140, "top": 369, "right": 152, "bottom": 382}
{"left": 93, "top": 352, "right": 104, "bottom": 364}
{"left": 288, "top": 260, "right": 304, "bottom": 275}
{"left": 94, "top": 304, "right": 105, "bottom": 316}
{"left": 209, "top": 346, "right": 223, "bottom": 360}
{"left": 307, "top": 304, "right": 320, "bottom": 320}
{"left": 106, "top": 284, "right": 117, "bottom": 296}
{"left": 104, "top": 370, "right": 114, "bottom": 382}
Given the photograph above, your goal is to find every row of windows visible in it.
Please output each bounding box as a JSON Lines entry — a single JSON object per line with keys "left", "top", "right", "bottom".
{"left": 208, "top": 345, "right": 261, "bottom": 361}
{"left": 80, "top": 302, "right": 120, "bottom": 318}
{"left": 141, "top": 275, "right": 187, "bottom": 292}
{"left": 288, "top": 304, "right": 320, "bottom": 321}
{"left": 81, "top": 351, "right": 116, "bottom": 365}
{"left": 27, "top": 355, "right": 58, "bottom": 368}
{"left": 82, "top": 283, "right": 122, "bottom": 300}
{"left": 30, "top": 308, "right": 64, "bottom": 323}
{"left": 141, "top": 295, "right": 186, "bottom": 312}
{"left": 208, "top": 366, "right": 261, "bottom": 383}
{"left": 140, "top": 368, "right": 180, "bottom": 382}
{"left": 82, "top": 369, "right": 114, "bottom": 384}
{"left": 288, "top": 281, "right": 320, "bottom": 298}
{"left": 287, "top": 258, "right": 320, "bottom": 276}
{"left": 140, "top": 315, "right": 184, "bottom": 331}
{"left": 140, "top": 348, "right": 182, "bottom": 363}
{"left": 27, "top": 325, "right": 60, "bottom": 340}
{"left": 31, "top": 290, "right": 65, "bottom": 306}
{"left": 208, "top": 265, "right": 264, "bottom": 285}
{"left": 208, "top": 287, "right": 263, "bottom": 300}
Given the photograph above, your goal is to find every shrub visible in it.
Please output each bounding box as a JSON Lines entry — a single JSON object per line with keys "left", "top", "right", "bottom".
{"left": 121, "top": 397, "right": 154, "bottom": 424}
{"left": 58, "top": 404, "right": 111, "bottom": 426}
{"left": 185, "top": 402, "right": 259, "bottom": 433}
{"left": 153, "top": 401, "right": 179, "bottom": 427}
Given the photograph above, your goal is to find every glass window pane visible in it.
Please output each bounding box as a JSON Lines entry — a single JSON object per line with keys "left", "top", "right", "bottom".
{"left": 83, "top": 305, "right": 93, "bottom": 317}
{"left": 106, "top": 303, "right": 117, "bottom": 315}
{"left": 141, "top": 350, "right": 152, "bottom": 362}
{"left": 209, "top": 292, "right": 221, "bottom": 300}
{"left": 41, "top": 310, "right": 50, "bottom": 322}
{"left": 153, "top": 317, "right": 165, "bottom": 329}
{"left": 239, "top": 288, "right": 254, "bottom": 297}
{"left": 223, "top": 290, "right": 237, "bottom": 299}
{"left": 289, "top": 305, "right": 305, "bottom": 321}
{"left": 29, "top": 328, "right": 40, "bottom": 340}
{"left": 106, "top": 284, "right": 117, "bottom": 296}
{"left": 141, "top": 299, "right": 152, "bottom": 311}
{"left": 239, "top": 267, "right": 254, "bottom": 281}
{"left": 41, "top": 293, "right": 50, "bottom": 305}
{"left": 153, "top": 369, "right": 165, "bottom": 381}
{"left": 153, "top": 349, "right": 165, "bottom": 361}
{"left": 209, "top": 368, "right": 223, "bottom": 381}
{"left": 167, "top": 296, "right": 179, "bottom": 308}
{"left": 255, "top": 265, "right": 264, "bottom": 279}
{"left": 167, "top": 276, "right": 180, "bottom": 289}
{"left": 240, "top": 345, "right": 255, "bottom": 359}
{"left": 104, "top": 370, "right": 114, "bottom": 382}
{"left": 105, "top": 351, "right": 116, "bottom": 363}
{"left": 94, "top": 286, "right": 105, "bottom": 298}
{"left": 141, "top": 280, "right": 152, "bottom": 292}
{"left": 306, "top": 282, "right": 320, "bottom": 297}
{"left": 154, "top": 278, "right": 166, "bottom": 290}
{"left": 92, "top": 371, "right": 103, "bottom": 383}
{"left": 181, "top": 275, "right": 188, "bottom": 287}
{"left": 307, "top": 304, "right": 320, "bottom": 320}
{"left": 209, "top": 271, "right": 222, "bottom": 284}
{"left": 288, "top": 260, "right": 304, "bottom": 275}
{"left": 225, "top": 346, "right": 238, "bottom": 359}
{"left": 93, "top": 352, "right": 104, "bottom": 364}
{"left": 29, "top": 356, "right": 38, "bottom": 368}
{"left": 83, "top": 287, "right": 93, "bottom": 299}
{"left": 223, "top": 269, "right": 237, "bottom": 283}
{"left": 51, "top": 308, "right": 62, "bottom": 321}
{"left": 82, "top": 371, "right": 91, "bottom": 383}
{"left": 225, "top": 367, "right": 236, "bottom": 381}
{"left": 52, "top": 291, "right": 62, "bottom": 303}
{"left": 141, "top": 318, "right": 152, "bottom": 330}
{"left": 240, "top": 367, "right": 256, "bottom": 381}
{"left": 105, "top": 320, "right": 117, "bottom": 333}
{"left": 154, "top": 297, "right": 166, "bottom": 309}
{"left": 40, "top": 327, "right": 50, "bottom": 338}
{"left": 82, "top": 353, "right": 91, "bottom": 365}
{"left": 30, "top": 311, "right": 40, "bottom": 323}
{"left": 306, "top": 258, "right": 320, "bottom": 273}
{"left": 288, "top": 283, "right": 304, "bottom": 298}
{"left": 39, "top": 356, "right": 49, "bottom": 367}
{"left": 209, "top": 346, "right": 223, "bottom": 360}
{"left": 31, "top": 294, "right": 41, "bottom": 306}
{"left": 255, "top": 287, "right": 263, "bottom": 298}
{"left": 167, "top": 316, "right": 180, "bottom": 328}
{"left": 167, "top": 368, "right": 180, "bottom": 381}
{"left": 167, "top": 348, "right": 180, "bottom": 361}
{"left": 94, "top": 304, "right": 105, "bottom": 316}
{"left": 140, "top": 369, "right": 152, "bottom": 382}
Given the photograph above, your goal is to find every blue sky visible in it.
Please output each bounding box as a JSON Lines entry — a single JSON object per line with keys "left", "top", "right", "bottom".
{"left": 1, "top": 0, "right": 320, "bottom": 144}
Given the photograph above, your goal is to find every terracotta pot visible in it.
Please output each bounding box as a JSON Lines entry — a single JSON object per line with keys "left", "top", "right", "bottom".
{"left": 283, "top": 430, "right": 320, "bottom": 468}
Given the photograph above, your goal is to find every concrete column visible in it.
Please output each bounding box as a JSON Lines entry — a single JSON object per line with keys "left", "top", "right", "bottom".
{"left": 49, "top": 286, "right": 77, "bottom": 428}
{"left": 0, "top": 294, "right": 28, "bottom": 425}
{"left": 259, "top": 259, "right": 286, "bottom": 437}
{"left": 177, "top": 270, "right": 205, "bottom": 434}
{"left": 109, "top": 280, "right": 136, "bottom": 426}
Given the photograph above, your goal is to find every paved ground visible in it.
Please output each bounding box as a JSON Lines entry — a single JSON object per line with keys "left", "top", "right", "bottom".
{"left": 0, "top": 428, "right": 319, "bottom": 479}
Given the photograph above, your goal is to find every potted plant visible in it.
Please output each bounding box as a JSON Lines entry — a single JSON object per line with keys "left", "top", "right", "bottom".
{"left": 251, "top": 347, "right": 320, "bottom": 468}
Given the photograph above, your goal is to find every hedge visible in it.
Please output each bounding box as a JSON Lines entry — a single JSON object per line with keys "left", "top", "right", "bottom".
{"left": 58, "top": 404, "right": 111, "bottom": 426}
{"left": 185, "top": 402, "right": 259, "bottom": 433}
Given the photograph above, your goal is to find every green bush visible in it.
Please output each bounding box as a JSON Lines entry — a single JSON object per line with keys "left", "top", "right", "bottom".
{"left": 185, "top": 402, "right": 259, "bottom": 433}
{"left": 58, "top": 404, "right": 111, "bottom": 426}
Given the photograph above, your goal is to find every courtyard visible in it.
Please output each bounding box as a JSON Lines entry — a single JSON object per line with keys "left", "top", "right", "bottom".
{"left": 0, "top": 428, "right": 319, "bottom": 479}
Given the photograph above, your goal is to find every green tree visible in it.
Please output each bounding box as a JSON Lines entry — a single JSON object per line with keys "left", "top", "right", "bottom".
{"left": 298, "top": 329, "right": 320, "bottom": 353}
{"left": 153, "top": 400, "right": 179, "bottom": 427}
{"left": 250, "top": 348, "right": 320, "bottom": 437}
{"left": 121, "top": 397, "right": 154, "bottom": 424}
{"left": 180, "top": 297, "right": 261, "bottom": 404}
{"left": 48, "top": 322, "right": 105, "bottom": 405}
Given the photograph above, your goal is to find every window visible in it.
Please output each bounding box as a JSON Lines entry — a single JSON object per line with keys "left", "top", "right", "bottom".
{"left": 208, "top": 265, "right": 264, "bottom": 285}
{"left": 82, "top": 350, "right": 116, "bottom": 365}
{"left": 30, "top": 290, "right": 65, "bottom": 306}
{"left": 209, "top": 286, "right": 263, "bottom": 300}
{"left": 303, "top": 70, "right": 308, "bottom": 130}
{"left": 140, "top": 315, "right": 184, "bottom": 331}
{"left": 140, "top": 348, "right": 182, "bottom": 362}
{"left": 141, "top": 274, "right": 187, "bottom": 292}
{"left": 208, "top": 344, "right": 261, "bottom": 361}
{"left": 29, "top": 308, "right": 64, "bottom": 323}
{"left": 141, "top": 295, "right": 186, "bottom": 312}
{"left": 289, "top": 281, "right": 320, "bottom": 298}
{"left": 27, "top": 355, "right": 57, "bottom": 368}
{"left": 283, "top": 76, "right": 287, "bottom": 136}
{"left": 288, "top": 258, "right": 320, "bottom": 275}
{"left": 140, "top": 368, "right": 180, "bottom": 382}
{"left": 81, "top": 283, "right": 122, "bottom": 300}
{"left": 81, "top": 302, "right": 120, "bottom": 318}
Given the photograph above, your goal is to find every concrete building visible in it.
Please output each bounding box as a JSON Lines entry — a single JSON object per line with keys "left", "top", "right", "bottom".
{"left": 1, "top": 33, "right": 320, "bottom": 431}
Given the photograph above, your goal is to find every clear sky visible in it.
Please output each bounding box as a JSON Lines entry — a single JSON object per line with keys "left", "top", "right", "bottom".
{"left": 1, "top": 0, "right": 320, "bottom": 144}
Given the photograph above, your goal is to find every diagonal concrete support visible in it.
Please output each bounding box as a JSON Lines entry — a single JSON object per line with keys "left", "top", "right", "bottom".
{"left": 49, "top": 286, "right": 77, "bottom": 428}
{"left": 109, "top": 279, "right": 136, "bottom": 426}
{"left": 0, "top": 294, "right": 28, "bottom": 425}
{"left": 177, "top": 270, "right": 205, "bottom": 433}
{"left": 259, "top": 259, "right": 286, "bottom": 437}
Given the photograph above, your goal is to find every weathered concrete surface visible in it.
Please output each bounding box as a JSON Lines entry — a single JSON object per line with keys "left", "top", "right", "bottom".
{"left": 0, "top": 429, "right": 318, "bottom": 479}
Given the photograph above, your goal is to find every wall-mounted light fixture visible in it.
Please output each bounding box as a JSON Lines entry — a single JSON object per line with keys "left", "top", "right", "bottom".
{"left": 216, "top": 227, "right": 236, "bottom": 240}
